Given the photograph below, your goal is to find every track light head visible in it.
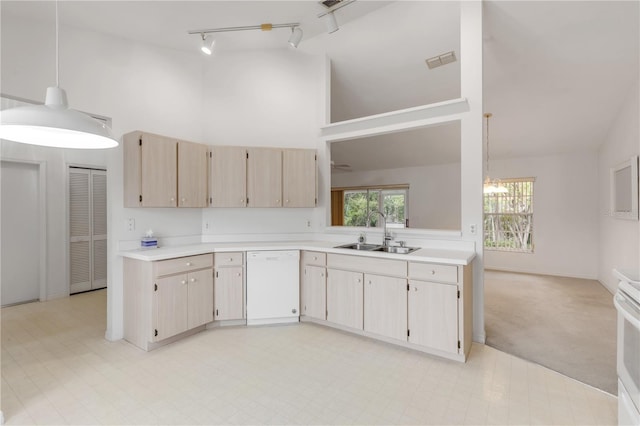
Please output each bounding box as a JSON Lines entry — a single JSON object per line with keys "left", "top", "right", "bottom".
{"left": 325, "top": 12, "right": 339, "bottom": 34}
{"left": 200, "top": 34, "right": 214, "bottom": 55}
{"left": 288, "top": 27, "right": 303, "bottom": 48}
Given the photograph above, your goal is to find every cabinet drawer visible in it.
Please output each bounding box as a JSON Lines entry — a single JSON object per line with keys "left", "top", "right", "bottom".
{"left": 327, "top": 253, "right": 406, "bottom": 278}
{"left": 302, "top": 251, "right": 326, "bottom": 266}
{"left": 155, "top": 254, "right": 213, "bottom": 277}
{"left": 408, "top": 262, "right": 458, "bottom": 284}
{"left": 214, "top": 252, "right": 243, "bottom": 267}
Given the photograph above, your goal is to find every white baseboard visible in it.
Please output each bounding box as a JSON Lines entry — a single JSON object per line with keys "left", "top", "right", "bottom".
{"left": 484, "top": 266, "right": 598, "bottom": 281}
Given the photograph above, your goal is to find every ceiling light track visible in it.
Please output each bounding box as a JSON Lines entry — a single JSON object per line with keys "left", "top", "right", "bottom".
{"left": 188, "top": 22, "right": 300, "bottom": 35}
{"left": 188, "top": 22, "right": 302, "bottom": 53}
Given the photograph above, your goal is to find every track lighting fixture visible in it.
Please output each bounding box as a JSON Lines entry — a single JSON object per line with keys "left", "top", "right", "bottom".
{"left": 288, "top": 27, "right": 303, "bottom": 48}
{"left": 0, "top": 0, "right": 118, "bottom": 149}
{"left": 188, "top": 22, "right": 302, "bottom": 52}
{"left": 317, "top": 0, "right": 355, "bottom": 34}
{"left": 200, "top": 34, "right": 214, "bottom": 55}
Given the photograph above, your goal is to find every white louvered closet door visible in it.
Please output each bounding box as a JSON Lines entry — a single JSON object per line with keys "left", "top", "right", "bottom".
{"left": 92, "top": 170, "right": 107, "bottom": 290}
{"left": 69, "top": 167, "right": 107, "bottom": 294}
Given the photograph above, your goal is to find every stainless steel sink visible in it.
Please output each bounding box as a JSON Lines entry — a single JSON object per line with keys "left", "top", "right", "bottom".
{"left": 335, "top": 243, "right": 420, "bottom": 254}
{"left": 335, "top": 243, "right": 381, "bottom": 251}
{"left": 373, "top": 246, "right": 420, "bottom": 254}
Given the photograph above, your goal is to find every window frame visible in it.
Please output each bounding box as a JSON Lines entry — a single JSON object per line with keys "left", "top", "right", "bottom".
{"left": 483, "top": 177, "right": 535, "bottom": 253}
{"left": 337, "top": 184, "right": 409, "bottom": 228}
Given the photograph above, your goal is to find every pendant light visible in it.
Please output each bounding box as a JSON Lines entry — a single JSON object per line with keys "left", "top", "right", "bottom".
{"left": 0, "top": 1, "right": 118, "bottom": 149}
{"left": 483, "top": 113, "right": 508, "bottom": 194}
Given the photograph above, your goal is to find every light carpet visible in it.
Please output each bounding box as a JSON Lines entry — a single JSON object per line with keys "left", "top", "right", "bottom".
{"left": 484, "top": 270, "right": 618, "bottom": 395}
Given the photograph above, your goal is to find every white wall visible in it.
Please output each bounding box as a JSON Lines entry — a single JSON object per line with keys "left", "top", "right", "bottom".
{"left": 597, "top": 79, "right": 640, "bottom": 293}
{"left": 484, "top": 152, "right": 600, "bottom": 279}
{"left": 331, "top": 163, "right": 461, "bottom": 230}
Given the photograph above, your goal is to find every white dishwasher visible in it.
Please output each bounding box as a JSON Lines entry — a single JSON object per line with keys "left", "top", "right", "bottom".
{"left": 246, "top": 250, "right": 300, "bottom": 325}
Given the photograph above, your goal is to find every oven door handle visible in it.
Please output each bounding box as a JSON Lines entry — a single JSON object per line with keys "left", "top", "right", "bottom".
{"left": 615, "top": 293, "right": 640, "bottom": 329}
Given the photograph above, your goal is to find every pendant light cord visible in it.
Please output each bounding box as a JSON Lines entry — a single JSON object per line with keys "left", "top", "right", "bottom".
{"left": 55, "top": 0, "right": 59, "bottom": 87}
{"left": 485, "top": 113, "right": 492, "bottom": 176}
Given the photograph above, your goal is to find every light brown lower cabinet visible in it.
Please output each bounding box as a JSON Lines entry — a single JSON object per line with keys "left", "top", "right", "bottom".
{"left": 213, "top": 252, "right": 245, "bottom": 321}
{"left": 408, "top": 280, "right": 459, "bottom": 354}
{"left": 124, "top": 254, "right": 214, "bottom": 351}
{"left": 364, "top": 274, "right": 408, "bottom": 341}
{"left": 214, "top": 267, "right": 244, "bottom": 320}
{"left": 154, "top": 268, "right": 213, "bottom": 341}
{"left": 326, "top": 268, "right": 363, "bottom": 330}
{"left": 302, "top": 265, "right": 326, "bottom": 320}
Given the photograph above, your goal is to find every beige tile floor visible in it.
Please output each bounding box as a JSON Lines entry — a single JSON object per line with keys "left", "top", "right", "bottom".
{"left": 1, "top": 290, "right": 617, "bottom": 425}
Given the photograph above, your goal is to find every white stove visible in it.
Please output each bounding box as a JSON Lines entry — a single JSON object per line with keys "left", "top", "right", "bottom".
{"left": 614, "top": 269, "right": 640, "bottom": 426}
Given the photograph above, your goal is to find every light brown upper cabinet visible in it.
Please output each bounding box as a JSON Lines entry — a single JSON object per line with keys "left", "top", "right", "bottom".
{"left": 247, "top": 147, "right": 283, "bottom": 208}
{"left": 123, "top": 131, "right": 208, "bottom": 208}
{"left": 210, "top": 146, "right": 247, "bottom": 208}
{"left": 178, "top": 141, "right": 208, "bottom": 208}
{"left": 283, "top": 149, "right": 317, "bottom": 208}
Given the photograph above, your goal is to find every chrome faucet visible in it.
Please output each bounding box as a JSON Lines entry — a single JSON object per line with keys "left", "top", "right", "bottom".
{"left": 367, "top": 209, "right": 392, "bottom": 246}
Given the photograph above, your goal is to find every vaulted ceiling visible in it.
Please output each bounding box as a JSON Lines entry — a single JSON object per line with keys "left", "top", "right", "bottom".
{"left": 2, "top": 1, "right": 638, "bottom": 171}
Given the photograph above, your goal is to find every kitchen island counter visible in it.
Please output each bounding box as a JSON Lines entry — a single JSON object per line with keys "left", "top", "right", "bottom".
{"left": 120, "top": 240, "right": 475, "bottom": 265}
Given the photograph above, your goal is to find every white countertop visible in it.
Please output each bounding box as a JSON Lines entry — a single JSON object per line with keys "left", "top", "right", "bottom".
{"left": 120, "top": 240, "right": 476, "bottom": 265}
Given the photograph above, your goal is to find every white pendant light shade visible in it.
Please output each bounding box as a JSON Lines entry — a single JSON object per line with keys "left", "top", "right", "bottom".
{"left": 326, "top": 12, "right": 339, "bottom": 34}
{"left": 0, "top": 87, "right": 118, "bottom": 149}
{"left": 288, "top": 27, "right": 303, "bottom": 48}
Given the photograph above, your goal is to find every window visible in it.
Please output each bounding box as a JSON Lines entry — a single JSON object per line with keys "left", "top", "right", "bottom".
{"left": 339, "top": 186, "right": 409, "bottom": 228}
{"left": 484, "top": 178, "right": 534, "bottom": 252}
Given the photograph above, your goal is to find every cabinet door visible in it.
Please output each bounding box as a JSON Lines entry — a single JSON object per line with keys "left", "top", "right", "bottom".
{"left": 141, "top": 133, "right": 177, "bottom": 207}
{"left": 210, "top": 146, "right": 247, "bottom": 208}
{"left": 302, "top": 265, "right": 326, "bottom": 320}
{"left": 408, "top": 280, "right": 458, "bottom": 353}
{"left": 178, "top": 141, "right": 208, "bottom": 208}
{"left": 214, "top": 267, "right": 244, "bottom": 320}
{"left": 247, "top": 148, "right": 282, "bottom": 207}
{"left": 154, "top": 274, "right": 189, "bottom": 341}
{"left": 326, "top": 268, "right": 363, "bottom": 330}
{"left": 364, "top": 274, "right": 407, "bottom": 341}
{"left": 283, "top": 149, "right": 316, "bottom": 208}
{"left": 187, "top": 268, "right": 214, "bottom": 329}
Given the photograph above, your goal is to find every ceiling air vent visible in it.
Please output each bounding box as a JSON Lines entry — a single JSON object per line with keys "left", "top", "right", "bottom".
{"left": 319, "top": 0, "right": 343, "bottom": 9}
{"left": 425, "top": 51, "right": 457, "bottom": 69}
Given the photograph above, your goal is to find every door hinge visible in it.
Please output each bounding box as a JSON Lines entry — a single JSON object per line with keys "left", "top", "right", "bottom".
{"left": 154, "top": 329, "right": 158, "bottom": 337}
{"left": 407, "top": 284, "right": 410, "bottom": 291}
{"left": 246, "top": 198, "right": 249, "bottom": 205}
{"left": 154, "top": 283, "right": 157, "bottom": 292}
{"left": 315, "top": 154, "right": 317, "bottom": 161}
{"left": 246, "top": 152, "right": 249, "bottom": 159}
{"left": 407, "top": 329, "right": 410, "bottom": 337}
{"left": 209, "top": 197, "right": 213, "bottom": 204}
{"left": 458, "top": 340, "right": 461, "bottom": 349}
{"left": 457, "top": 290, "right": 460, "bottom": 299}
{"left": 315, "top": 198, "right": 317, "bottom": 205}
{"left": 139, "top": 195, "right": 143, "bottom": 203}
{"left": 209, "top": 152, "right": 212, "bottom": 158}
{"left": 139, "top": 138, "right": 142, "bottom": 146}
{"left": 215, "top": 271, "right": 218, "bottom": 278}
{"left": 215, "top": 309, "right": 218, "bottom": 317}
